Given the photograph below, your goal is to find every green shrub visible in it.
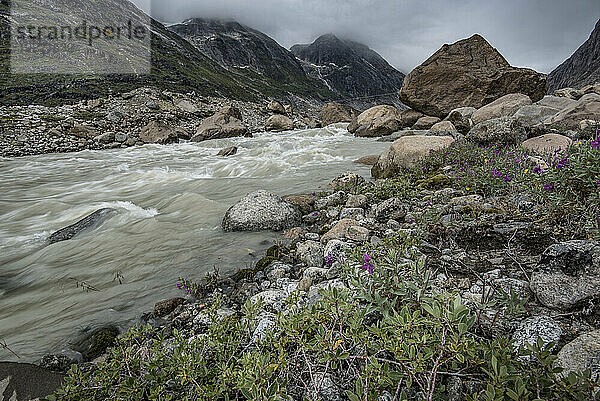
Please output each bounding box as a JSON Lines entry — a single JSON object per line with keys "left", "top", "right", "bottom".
{"left": 53, "top": 233, "right": 600, "bottom": 400}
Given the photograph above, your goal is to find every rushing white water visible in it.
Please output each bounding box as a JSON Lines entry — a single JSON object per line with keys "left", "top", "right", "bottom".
{"left": 0, "top": 124, "right": 389, "bottom": 362}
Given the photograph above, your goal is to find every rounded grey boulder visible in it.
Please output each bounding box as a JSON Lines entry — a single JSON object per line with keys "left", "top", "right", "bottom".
{"left": 222, "top": 191, "right": 302, "bottom": 232}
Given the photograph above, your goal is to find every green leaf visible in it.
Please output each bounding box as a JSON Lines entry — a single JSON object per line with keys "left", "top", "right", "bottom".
{"left": 345, "top": 390, "right": 361, "bottom": 401}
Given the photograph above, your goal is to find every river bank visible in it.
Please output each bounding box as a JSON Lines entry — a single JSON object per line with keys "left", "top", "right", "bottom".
{"left": 39, "top": 133, "right": 600, "bottom": 400}
{"left": 0, "top": 86, "right": 323, "bottom": 158}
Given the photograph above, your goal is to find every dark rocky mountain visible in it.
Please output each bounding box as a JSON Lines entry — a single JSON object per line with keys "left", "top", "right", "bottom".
{"left": 0, "top": 1, "right": 332, "bottom": 106}
{"left": 548, "top": 19, "right": 600, "bottom": 92}
{"left": 290, "top": 34, "right": 405, "bottom": 104}
{"left": 169, "top": 18, "right": 308, "bottom": 84}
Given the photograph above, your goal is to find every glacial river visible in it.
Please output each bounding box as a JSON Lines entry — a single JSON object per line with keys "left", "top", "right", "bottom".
{"left": 0, "top": 124, "right": 388, "bottom": 362}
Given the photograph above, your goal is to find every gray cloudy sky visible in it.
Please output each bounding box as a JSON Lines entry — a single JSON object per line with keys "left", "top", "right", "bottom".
{"left": 135, "top": 0, "right": 599, "bottom": 74}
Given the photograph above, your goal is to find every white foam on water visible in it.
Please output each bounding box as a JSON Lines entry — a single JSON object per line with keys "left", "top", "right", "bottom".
{"left": 0, "top": 230, "right": 51, "bottom": 249}
{"left": 97, "top": 201, "right": 159, "bottom": 218}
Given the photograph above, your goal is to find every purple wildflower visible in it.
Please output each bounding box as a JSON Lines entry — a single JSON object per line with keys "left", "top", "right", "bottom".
{"left": 361, "top": 254, "right": 374, "bottom": 275}
{"left": 312, "top": 212, "right": 319, "bottom": 217}
{"left": 325, "top": 253, "right": 335, "bottom": 267}
{"left": 543, "top": 183, "right": 554, "bottom": 192}
{"left": 176, "top": 283, "right": 182, "bottom": 289}
{"left": 554, "top": 157, "right": 569, "bottom": 169}
{"left": 592, "top": 136, "right": 600, "bottom": 150}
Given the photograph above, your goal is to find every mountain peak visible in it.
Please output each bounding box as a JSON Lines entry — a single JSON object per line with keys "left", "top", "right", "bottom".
{"left": 290, "top": 34, "right": 405, "bottom": 103}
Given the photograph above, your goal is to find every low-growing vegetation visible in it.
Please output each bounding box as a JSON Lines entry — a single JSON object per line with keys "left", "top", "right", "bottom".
{"left": 51, "top": 237, "right": 600, "bottom": 400}
{"left": 51, "top": 131, "right": 600, "bottom": 400}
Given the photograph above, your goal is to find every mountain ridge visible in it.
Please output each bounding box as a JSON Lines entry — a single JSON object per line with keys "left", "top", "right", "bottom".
{"left": 548, "top": 19, "right": 600, "bottom": 92}
{"left": 0, "top": 1, "right": 333, "bottom": 106}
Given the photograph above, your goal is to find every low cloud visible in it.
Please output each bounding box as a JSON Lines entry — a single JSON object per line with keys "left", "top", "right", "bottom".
{"left": 139, "top": 0, "right": 599, "bottom": 73}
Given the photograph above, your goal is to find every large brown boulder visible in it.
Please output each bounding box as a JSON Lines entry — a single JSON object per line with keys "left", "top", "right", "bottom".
{"left": 267, "top": 100, "right": 286, "bottom": 115}
{"left": 371, "top": 135, "right": 455, "bottom": 179}
{"left": 399, "top": 34, "right": 547, "bottom": 118}
{"left": 543, "top": 93, "right": 600, "bottom": 131}
{"left": 348, "top": 105, "right": 402, "bottom": 137}
{"left": 321, "top": 102, "right": 358, "bottom": 126}
{"left": 192, "top": 106, "right": 249, "bottom": 142}
{"left": 140, "top": 121, "right": 183, "bottom": 144}
{"left": 265, "top": 114, "right": 295, "bottom": 131}
{"left": 412, "top": 116, "right": 441, "bottom": 130}
{"left": 399, "top": 109, "right": 424, "bottom": 128}
{"left": 471, "top": 93, "right": 532, "bottom": 124}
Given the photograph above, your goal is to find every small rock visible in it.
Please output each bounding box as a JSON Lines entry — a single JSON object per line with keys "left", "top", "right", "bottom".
{"left": 522, "top": 134, "right": 572, "bottom": 154}
{"left": 303, "top": 267, "right": 329, "bottom": 284}
{"left": 353, "top": 155, "right": 380, "bottom": 166}
{"left": 217, "top": 146, "right": 238, "bottom": 157}
{"left": 512, "top": 316, "right": 562, "bottom": 352}
{"left": 321, "top": 219, "right": 359, "bottom": 243}
{"left": 252, "top": 314, "right": 277, "bottom": 343}
{"left": 339, "top": 207, "right": 364, "bottom": 220}
{"left": 193, "top": 308, "right": 235, "bottom": 331}
{"left": 114, "top": 132, "right": 128, "bottom": 143}
{"left": 346, "top": 194, "right": 368, "bottom": 209}
{"left": 315, "top": 191, "right": 345, "bottom": 209}
{"left": 267, "top": 100, "right": 286, "bottom": 115}
{"left": 154, "top": 298, "right": 185, "bottom": 317}
{"left": 222, "top": 191, "right": 302, "bottom": 232}
{"left": 530, "top": 240, "right": 600, "bottom": 310}
{"left": 250, "top": 290, "right": 289, "bottom": 313}
{"left": 297, "top": 240, "right": 325, "bottom": 267}
{"left": 429, "top": 120, "right": 458, "bottom": 134}
{"left": 375, "top": 198, "right": 406, "bottom": 222}
{"left": 265, "top": 115, "right": 294, "bottom": 131}
{"left": 297, "top": 276, "right": 313, "bottom": 292}
{"left": 329, "top": 173, "right": 365, "bottom": 190}
{"left": 321, "top": 102, "right": 358, "bottom": 126}
{"left": 555, "top": 330, "right": 600, "bottom": 379}
{"left": 347, "top": 226, "right": 370, "bottom": 242}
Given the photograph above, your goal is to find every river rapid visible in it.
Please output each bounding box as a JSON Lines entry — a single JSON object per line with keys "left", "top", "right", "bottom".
{"left": 0, "top": 124, "right": 389, "bottom": 362}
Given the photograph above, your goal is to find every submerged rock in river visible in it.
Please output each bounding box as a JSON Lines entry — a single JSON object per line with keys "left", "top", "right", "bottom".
{"left": 47, "top": 208, "right": 118, "bottom": 245}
